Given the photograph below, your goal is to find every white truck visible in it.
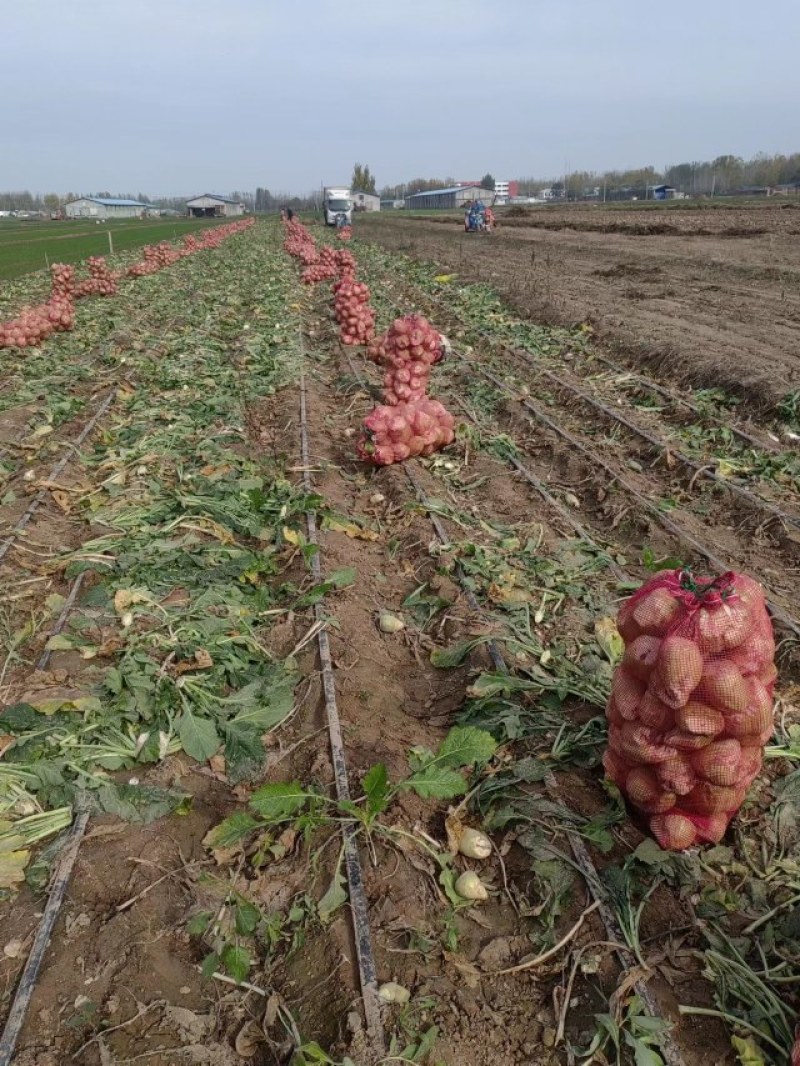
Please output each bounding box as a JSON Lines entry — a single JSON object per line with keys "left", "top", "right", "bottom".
{"left": 322, "top": 186, "right": 353, "bottom": 226}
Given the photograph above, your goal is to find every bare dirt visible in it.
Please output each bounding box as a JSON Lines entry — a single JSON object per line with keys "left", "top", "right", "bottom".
{"left": 359, "top": 204, "right": 800, "bottom": 412}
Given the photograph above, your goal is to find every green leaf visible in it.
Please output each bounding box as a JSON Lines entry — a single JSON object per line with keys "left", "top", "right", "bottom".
{"left": 187, "top": 911, "right": 213, "bottom": 935}
{"left": 97, "top": 784, "right": 187, "bottom": 824}
{"left": 404, "top": 766, "right": 468, "bottom": 800}
{"left": 203, "top": 812, "right": 260, "bottom": 849}
{"left": 362, "top": 763, "right": 389, "bottom": 816}
{"left": 413, "top": 1025, "right": 439, "bottom": 1063}
{"left": 230, "top": 680, "right": 295, "bottom": 732}
{"left": 223, "top": 722, "right": 264, "bottom": 784}
{"left": 234, "top": 899, "right": 261, "bottom": 935}
{"left": 178, "top": 707, "right": 220, "bottom": 763}
{"left": 221, "top": 943, "right": 250, "bottom": 983}
{"left": 200, "top": 951, "right": 220, "bottom": 978}
{"left": 318, "top": 868, "right": 347, "bottom": 923}
{"left": 430, "top": 637, "right": 488, "bottom": 668}
{"left": 249, "top": 781, "right": 309, "bottom": 822}
{"left": 630, "top": 1040, "right": 666, "bottom": 1066}
{"left": 437, "top": 726, "right": 497, "bottom": 768}
{"left": 0, "top": 704, "right": 42, "bottom": 733}
{"left": 327, "top": 566, "right": 356, "bottom": 588}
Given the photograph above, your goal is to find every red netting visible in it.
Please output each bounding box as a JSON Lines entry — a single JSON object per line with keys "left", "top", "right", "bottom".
{"left": 604, "top": 569, "right": 775, "bottom": 850}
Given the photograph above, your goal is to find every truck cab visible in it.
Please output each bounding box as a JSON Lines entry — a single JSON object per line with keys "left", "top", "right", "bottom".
{"left": 323, "top": 187, "right": 353, "bottom": 227}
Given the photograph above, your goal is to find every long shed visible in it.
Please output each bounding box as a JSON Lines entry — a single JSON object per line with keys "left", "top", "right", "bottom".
{"left": 64, "top": 197, "right": 154, "bottom": 219}
{"left": 186, "top": 194, "right": 245, "bottom": 218}
{"left": 405, "top": 185, "right": 495, "bottom": 210}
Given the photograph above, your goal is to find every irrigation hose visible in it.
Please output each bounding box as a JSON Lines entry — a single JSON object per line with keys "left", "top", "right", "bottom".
{"left": 0, "top": 806, "right": 90, "bottom": 1066}
{"left": 297, "top": 335, "right": 385, "bottom": 1059}
{"left": 334, "top": 296, "right": 688, "bottom": 1066}
{"left": 0, "top": 386, "right": 117, "bottom": 565}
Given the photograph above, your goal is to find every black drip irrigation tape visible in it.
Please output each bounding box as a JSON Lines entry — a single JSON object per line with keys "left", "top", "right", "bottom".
{"left": 528, "top": 358, "right": 800, "bottom": 533}
{"left": 447, "top": 392, "right": 630, "bottom": 584}
{"left": 0, "top": 386, "right": 118, "bottom": 565}
{"left": 393, "top": 279, "right": 800, "bottom": 533}
{"left": 0, "top": 806, "right": 90, "bottom": 1066}
{"left": 297, "top": 337, "right": 385, "bottom": 1059}
{"left": 334, "top": 343, "right": 685, "bottom": 1066}
{"left": 583, "top": 349, "right": 781, "bottom": 454}
{"left": 456, "top": 355, "right": 800, "bottom": 641}
{"left": 0, "top": 585, "right": 90, "bottom": 1065}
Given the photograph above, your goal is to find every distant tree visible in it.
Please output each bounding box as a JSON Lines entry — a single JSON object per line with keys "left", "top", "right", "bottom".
{"left": 480, "top": 173, "right": 495, "bottom": 191}
{"left": 43, "top": 193, "right": 61, "bottom": 211}
{"left": 351, "top": 163, "right": 376, "bottom": 194}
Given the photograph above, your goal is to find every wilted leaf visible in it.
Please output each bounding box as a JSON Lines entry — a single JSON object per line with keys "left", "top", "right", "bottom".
{"left": 430, "top": 637, "right": 490, "bottom": 668}
{"left": 594, "top": 617, "right": 624, "bottom": 665}
{"left": 323, "top": 516, "right": 378, "bottom": 541}
{"left": 318, "top": 868, "right": 347, "bottom": 922}
{"left": 0, "top": 847, "right": 29, "bottom": 889}
{"left": 731, "top": 1035, "right": 767, "bottom": 1065}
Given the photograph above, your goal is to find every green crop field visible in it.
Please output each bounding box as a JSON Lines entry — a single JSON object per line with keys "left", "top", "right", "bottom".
{"left": 0, "top": 216, "right": 225, "bottom": 281}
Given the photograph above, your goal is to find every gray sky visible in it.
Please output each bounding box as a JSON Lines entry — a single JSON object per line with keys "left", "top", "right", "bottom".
{"left": 5, "top": 0, "right": 799, "bottom": 195}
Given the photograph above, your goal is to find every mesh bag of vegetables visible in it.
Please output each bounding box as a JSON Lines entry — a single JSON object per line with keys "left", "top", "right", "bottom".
{"left": 356, "top": 399, "right": 456, "bottom": 465}
{"left": 603, "top": 569, "right": 775, "bottom": 850}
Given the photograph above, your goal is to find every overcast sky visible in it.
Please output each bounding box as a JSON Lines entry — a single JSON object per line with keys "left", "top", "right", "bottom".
{"left": 5, "top": 0, "right": 799, "bottom": 196}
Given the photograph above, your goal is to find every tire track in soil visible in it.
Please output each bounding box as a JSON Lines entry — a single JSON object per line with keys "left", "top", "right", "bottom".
{"left": 300, "top": 286, "right": 733, "bottom": 1066}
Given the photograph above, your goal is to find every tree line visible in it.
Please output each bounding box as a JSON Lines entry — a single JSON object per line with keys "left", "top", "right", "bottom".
{"left": 516, "top": 152, "right": 800, "bottom": 199}
{"left": 3, "top": 151, "right": 798, "bottom": 216}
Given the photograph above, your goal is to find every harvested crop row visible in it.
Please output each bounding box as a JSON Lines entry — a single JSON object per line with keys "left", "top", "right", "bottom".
{"left": 0, "top": 218, "right": 253, "bottom": 350}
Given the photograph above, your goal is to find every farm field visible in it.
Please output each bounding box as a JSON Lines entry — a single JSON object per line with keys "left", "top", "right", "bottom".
{"left": 0, "top": 217, "right": 224, "bottom": 281}
{"left": 359, "top": 201, "right": 800, "bottom": 414}
{"left": 0, "top": 220, "right": 799, "bottom": 1065}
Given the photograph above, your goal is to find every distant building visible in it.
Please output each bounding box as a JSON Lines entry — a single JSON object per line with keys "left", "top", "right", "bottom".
{"left": 494, "top": 180, "right": 509, "bottom": 200}
{"left": 186, "top": 194, "right": 245, "bottom": 218}
{"left": 353, "top": 191, "right": 381, "bottom": 212}
{"left": 405, "top": 185, "right": 495, "bottom": 210}
{"left": 64, "top": 197, "right": 155, "bottom": 219}
{"left": 380, "top": 199, "right": 405, "bottom": 209}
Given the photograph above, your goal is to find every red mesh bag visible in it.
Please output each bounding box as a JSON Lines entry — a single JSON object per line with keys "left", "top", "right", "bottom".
{"left": 603, "top": 569, "right": 775, "bottom": 850}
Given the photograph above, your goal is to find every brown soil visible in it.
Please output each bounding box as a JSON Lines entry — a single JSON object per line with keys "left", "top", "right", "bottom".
{"left": 359, "top": 205, "right": 800, "bottom": 412}
{"left": 1, "top": 223, "right": 786, "bottom": 1066}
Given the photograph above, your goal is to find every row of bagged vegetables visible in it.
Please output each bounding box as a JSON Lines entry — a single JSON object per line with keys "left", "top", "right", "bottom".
{"left": 280, "top": 219, "right": 781, "bottom": 857}
{"left": 0, "top": 218, "right": 255, "bottom": 350}
{"left": 282, "top": 218, "right": 456, "bottom": 465}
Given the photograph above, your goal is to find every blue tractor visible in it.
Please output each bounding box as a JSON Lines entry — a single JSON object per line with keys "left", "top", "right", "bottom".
{"left": 464, "top": 200, "right": 495, "bottom": 233}
{"left": 464, "top": 200, "right": 486, "bottom": 232}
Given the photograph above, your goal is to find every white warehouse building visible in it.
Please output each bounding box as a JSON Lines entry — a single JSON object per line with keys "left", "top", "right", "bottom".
{"left": 186, "top": 194, "right": 245, "bottom": 218}
{"left": 64, "top": 197, "right": 155, "bottom": 219}
{"left": 352, "top": 191, "right": 380, "bottom": 212}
